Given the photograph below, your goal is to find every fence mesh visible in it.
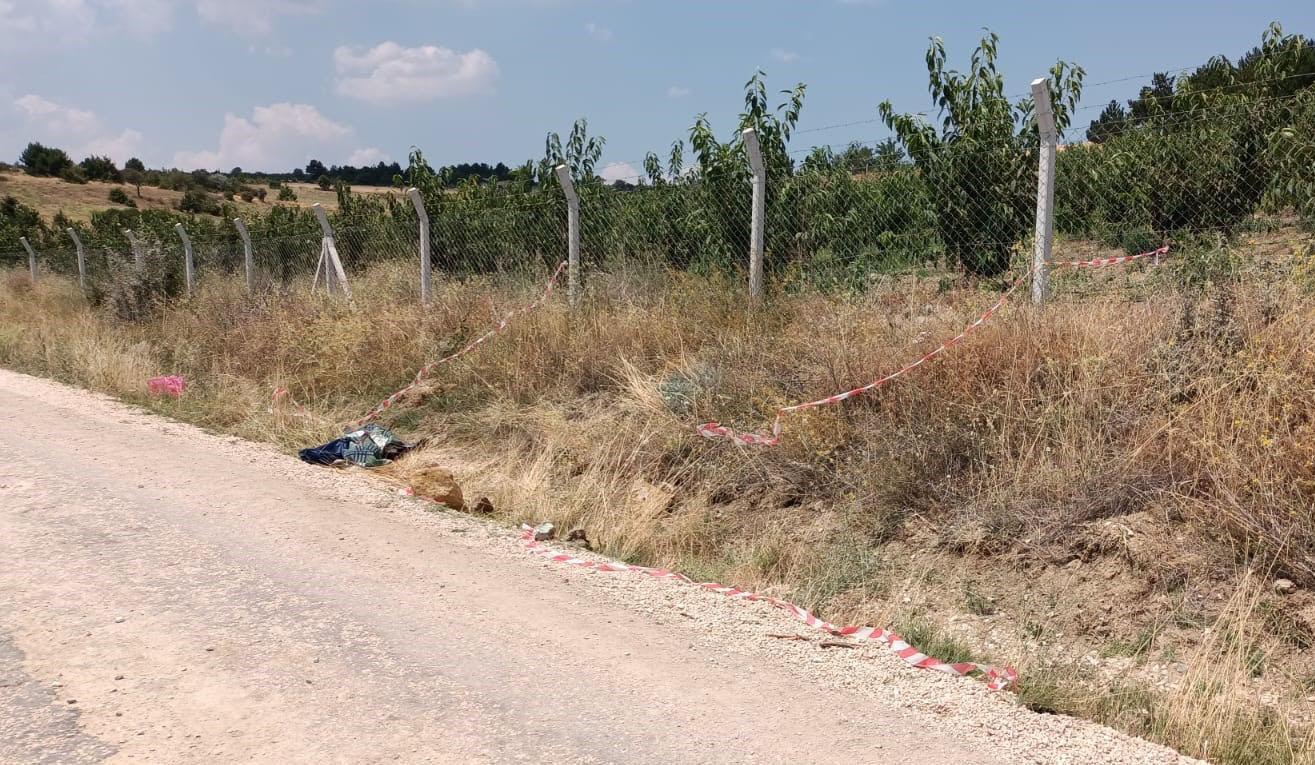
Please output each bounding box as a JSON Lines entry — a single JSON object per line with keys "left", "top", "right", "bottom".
{"left": 4, "top": 83, "right": 1315, "bottom": 303}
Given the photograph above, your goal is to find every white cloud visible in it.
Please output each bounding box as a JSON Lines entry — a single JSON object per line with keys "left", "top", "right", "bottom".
{"left": 770, "top": 48, "right": 800, "bottom": 63}
{"left": 334, "top": 41, "right": 499, "bottom": 105}
{"left": 599, "top": 161, "right": 639, "bottom": 184}
{"left": 347, "top": 147, "right": 391, "bottom": 166}
{"left": 173, "top": 103, "right": 351, "bottom": 171}
{"left": 81, "top": 128, "right": 145, "bottom": 164}
{"left": 0, "top": 0, "right": 97, "bottom": 51}
{"left": 584, "top": 22, "right": 612, "bottom": 42}
{"left": 194, "top": 0, "right": 321, "bottom": 40}
{"left": 0, "top": 0, "right": 172, "bottom": 54}
{"left": 106, "top": 0, "right": 174, "bottom": 38}
{"left": 666, "top": 85, "right": 690, "bottom": 99}
{"left": 10, "top": 93, "right": 144, "bottom": 163}
{"left": 15, "top": 94, "right": 99, "bottom": 134}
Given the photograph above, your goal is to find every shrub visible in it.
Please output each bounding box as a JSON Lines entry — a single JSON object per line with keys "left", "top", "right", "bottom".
{"left": 178, "top": 189, "right": 221, "bottom": 215}
{"left": 108, "top": 187, "right": 136, "bottom": 208}
{"left": 59, "top": 165, "right": 88, "bottom": 184}
{"left": 0, "top": 195, "right": 48, "bottom": 249}
{"left": 277, "top": 185, "right": 297, "bottom": 202}
{"left": 80, "top": 155, "right": 121, "bottom": 183}
{"left": 317, "top": 175, "right": 334, "bottom": 191}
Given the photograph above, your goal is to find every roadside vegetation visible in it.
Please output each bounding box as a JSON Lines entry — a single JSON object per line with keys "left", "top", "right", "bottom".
{"left": 2, "top": 23, "right": 1315, "bottom": 765}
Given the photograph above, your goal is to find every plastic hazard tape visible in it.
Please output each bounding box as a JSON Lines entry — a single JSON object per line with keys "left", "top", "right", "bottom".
{"left": 1053, "top": 244, "right": 1169, "bottom": 269}
{"left": 270, "top": 387, "right": 319, "bottom": 420}
{"left": 270, "top": 261, "right": 567, "bottom": 425}
{"left": 699, "top": 246, "right": 1170, "bottom": 446}
{"left": 520, "top": 525, "right": 1017, "bottom": 691}
{"left": 354, "top": 260, "right": 566, "bottom": 425}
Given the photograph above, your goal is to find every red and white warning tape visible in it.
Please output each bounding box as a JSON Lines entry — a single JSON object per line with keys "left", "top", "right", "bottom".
{"left": 699, "top": 246, "right": 1170, "bottom": 446}
{"left": 1053, "top": 245, "right": 1169, "bottom": 269}
{"left": 354, "top": 260, "right": 566, "bottom": 425}
{"left": 270, "top": 261, "right": 567, "bottom": 426}
{"left": 520, "top": 525, "right": 1017, "bottom": 691}
{"left": 270, "top": 387, "right": 320, "bottom": 420}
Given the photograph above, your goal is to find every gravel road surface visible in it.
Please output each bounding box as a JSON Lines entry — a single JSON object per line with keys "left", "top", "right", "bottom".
{"left": 0, "top": 368, "right": 1194, "bottom": 764}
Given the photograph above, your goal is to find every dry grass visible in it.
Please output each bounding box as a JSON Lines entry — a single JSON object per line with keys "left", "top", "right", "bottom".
{"left": 1018, "top": 574, "right": 1315, "bottom": 765}
{"left": 1, "top": 169, "right": 204, "bottom": 221}
{"left": 3, "top": 243, "right": 1315, "bottom": 762}
{"left": 0, "top": 169, "right": 394, "bottom": 223}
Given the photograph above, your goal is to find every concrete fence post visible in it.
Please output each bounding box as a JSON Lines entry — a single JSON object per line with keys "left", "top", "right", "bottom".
{"left": 67, "top": 229, "right": 86, "bottom": 289}
{"left": 742, "top": 128, "right": 766, "bottom": 303}
{"left": 407, "top": 188, "right": 432, "bottom": 305}
{"left": 19, "top": 237, "right": 37, "bottom": 282}
{"left": 234, "top": 218, "right": 254, "bottom": 293}
{"left": 553, "top": 165, "right": 580, "bottom": 307}
{"left": 123, "top": 229, "right": 145, "bottom": 271}
{"left": 311, "top": 203, "right": 351, "bottom": 298}
{"left": 1030, "top": 77, "right": 1058, "bottom": 305}
{"left": 175, "top": 223, "right": 194, "bottom": 296}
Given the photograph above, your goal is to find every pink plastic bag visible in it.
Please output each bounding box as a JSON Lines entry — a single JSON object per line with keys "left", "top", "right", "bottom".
{"left": 147, "top": 375, "right": 187, "bottom": 398}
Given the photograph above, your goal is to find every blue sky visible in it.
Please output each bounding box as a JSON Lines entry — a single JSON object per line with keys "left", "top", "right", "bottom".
{"left": 2, "top": 0, "right": 1313, "bottom": 181}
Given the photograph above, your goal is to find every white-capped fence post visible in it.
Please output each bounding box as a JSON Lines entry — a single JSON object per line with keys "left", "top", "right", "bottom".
{"left": 1031, "top": 78, "right": 1058, "bottom": 305}
{"left": 553, "top": 165, "right": 580, "bottom": 307}
{"left": 234, "top": 218, "right": 254, "bottom": 293}
{"left": 311, "top": 203, "right": 351, "bottom": 299}
{"left": 123, "top": 228, "right": 145, "bottom": 271}
{"left": 407, "top": 188, "right": 432, "bottom": 305}
{"left": 742, "top": 128, "right": 766, "bottom": 303}
{"left": 67, "top": 229, "right": 86, "bottom": 289}
{"left": 19, "top": 237, "right": 37, "bottom": 282}
{"left": 175, "top": 223, "right": 194, "bottom": 297}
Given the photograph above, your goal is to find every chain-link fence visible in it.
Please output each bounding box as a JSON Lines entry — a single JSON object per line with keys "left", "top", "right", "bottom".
{"left": 4, "top": 80, "right": 1314, "bottom": 305}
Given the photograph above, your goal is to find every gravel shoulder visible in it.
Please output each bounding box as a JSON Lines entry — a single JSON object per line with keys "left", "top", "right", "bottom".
{"left": 0, "top": 368, "right": 1195, "bottom": 764}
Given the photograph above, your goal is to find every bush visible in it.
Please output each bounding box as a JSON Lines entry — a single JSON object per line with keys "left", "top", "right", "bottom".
{"left": 1057, "top": 95, "right": 1290, "bottom": 253}
{"left": 317, "top": 176, "right": 334, "bottom": 191}
{"left": 277, "top": 185, "right": 297, "bottom": 202}
{"left": 108, "top": 187, "right": 136, "bottom": 208}
{"left": 80, "top": 155, "right": 121, "bottom": 183}
{"left": 178, "top": 189, "right": 221, "bottom": 215}
{"left": 59, "top": 165, "right": 88, "bottom": 184}
{"left": 0, "top": 195, "right": 47, "bottom": 248}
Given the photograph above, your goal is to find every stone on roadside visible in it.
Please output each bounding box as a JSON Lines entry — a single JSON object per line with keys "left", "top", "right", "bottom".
{"left": 471, "top": 496, "right": 494, "bottom": 514}
{"left": 533, "top": 522, "right": 555, "bottom": 542}
{"left": 1274, "top": 578, "right": 1297, "bottom": 595}
{"left": 407, "top": 466, "right": 465, "bottom": 511}
{"left": 566, "top": 528, "right": 591, "bottom": 549}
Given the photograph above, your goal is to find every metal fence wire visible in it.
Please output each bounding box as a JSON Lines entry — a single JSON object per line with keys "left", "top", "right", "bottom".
{"left": 5, "top": 80, "right": 1315, "bottom": 303}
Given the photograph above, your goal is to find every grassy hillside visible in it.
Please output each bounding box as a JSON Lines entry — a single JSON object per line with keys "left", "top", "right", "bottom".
{"left": 0, "top": 169, "right": 395, "bottom": 223}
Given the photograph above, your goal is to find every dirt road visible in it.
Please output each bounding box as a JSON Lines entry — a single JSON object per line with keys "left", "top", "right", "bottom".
{"left": 0, "top": 369, "right": 1191, "bottom": 764}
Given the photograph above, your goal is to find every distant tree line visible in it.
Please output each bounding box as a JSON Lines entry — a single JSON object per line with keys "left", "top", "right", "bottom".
{"left": 277, "top": 158, "right": 516, "bottom": 189}
{"left": 1087, "top": 29, "right": 1315, "bottom": 143}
